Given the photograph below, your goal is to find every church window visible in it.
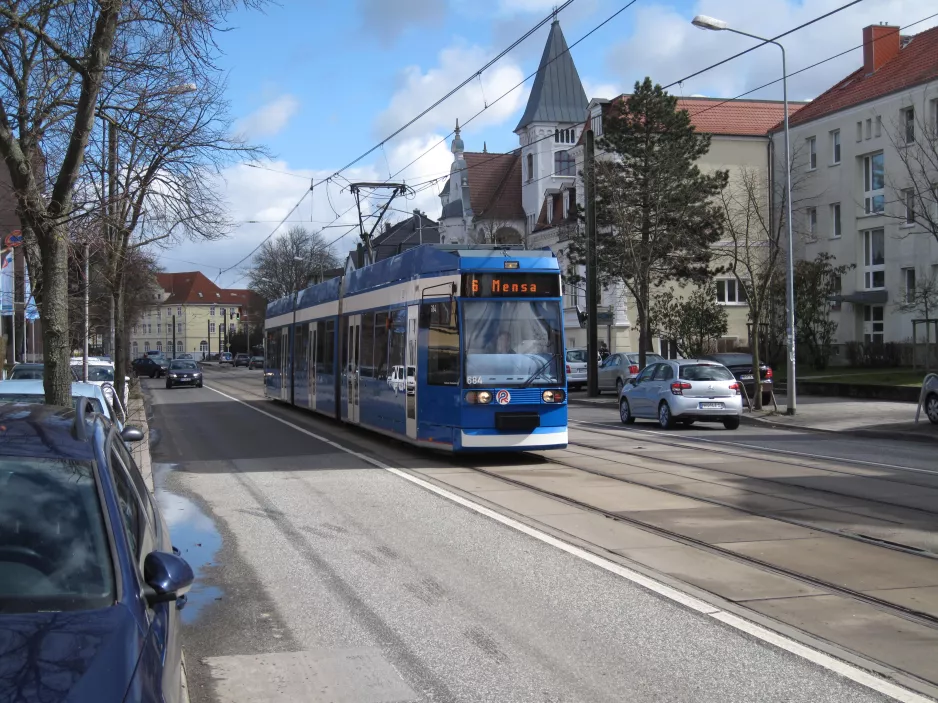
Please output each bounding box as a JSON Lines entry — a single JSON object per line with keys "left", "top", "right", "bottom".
{"left": 554, "top": 150, "right": 575, "bottom": 176}
{"left": 554, "top": 129, "right": 559, "bottom": 143}
{"left": 526, "top": 153, "right": 534, "bottom": 182}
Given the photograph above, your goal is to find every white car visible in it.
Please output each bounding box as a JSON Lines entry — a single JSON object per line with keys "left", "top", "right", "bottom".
{"left": 70, "top": 358, "right": 130, "bottom": 409}
{"left": 0, "top": 380, "right": 126, "bottom": 429}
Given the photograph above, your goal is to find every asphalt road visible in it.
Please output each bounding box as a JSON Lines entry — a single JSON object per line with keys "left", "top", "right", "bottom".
{"left": 145, "top": 367, "right": 897, "bottom": 703}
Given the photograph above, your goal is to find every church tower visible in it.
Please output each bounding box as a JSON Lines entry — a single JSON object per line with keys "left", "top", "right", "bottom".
{"left": 515, "top": 19, "right": 588, "bottom": 235}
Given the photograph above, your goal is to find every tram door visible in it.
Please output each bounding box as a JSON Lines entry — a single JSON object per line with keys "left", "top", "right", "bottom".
{"left": 405, "top": 304, "right": 418, "bottom": 439}
{"left": 308, "top": 322, "right": 317, "bottom": 410}
{"left": 279, "top": 327, "right": 290, "bottom": 402}
{"left": 346, "top": 315, "right": 361, "bottom": 423}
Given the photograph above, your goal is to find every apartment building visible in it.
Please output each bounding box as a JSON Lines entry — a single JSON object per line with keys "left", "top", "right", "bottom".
{"left": 129, "top": 271, "right": 262, "bottom": 358}
{"left": 771, "top": 23, "right": 938, "bottom": 349}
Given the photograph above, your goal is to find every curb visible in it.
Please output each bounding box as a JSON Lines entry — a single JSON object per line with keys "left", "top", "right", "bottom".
{"left": 739, "top": 412, "right": 938, "bottom": 445}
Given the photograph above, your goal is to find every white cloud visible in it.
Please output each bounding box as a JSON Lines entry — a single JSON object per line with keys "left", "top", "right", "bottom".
{"left": 235, "top": 94, "right": 300, "bottom": 139}
{"left": 358, "top": 0, "right": 445, "bottom": 46}
{"left": 374, "top": 43, "right": 526, "bottom": 140}
{"left": 583, "top": 79, "right": 621, "bottom": 101}
{"left": 606, "top": 0, "right": 938, "bottom": 102}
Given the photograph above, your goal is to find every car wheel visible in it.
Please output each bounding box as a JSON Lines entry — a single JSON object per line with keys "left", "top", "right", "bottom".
{"left": 149, "top": 371, "right": 155, "bottom": 379}
{"left": 723, "top": 417, "right": 741, "bottom": 430}
{"left": 619, "top": 398, "right": 635, "bottom": 424}
{"left": 615, "top": 378, "right": 623, "bottom": 394}
{"left": 926, "top": 393, "right": 938, "bottom": 425}
{"left": 198, "top": 381, "right": 203, "bottom": 388}
{"left": 658, "top": 402, "right": 675, "bottom": 429}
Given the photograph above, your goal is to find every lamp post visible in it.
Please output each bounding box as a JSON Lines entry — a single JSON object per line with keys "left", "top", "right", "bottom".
{"left": 692, "top": 15, "right": 797, "bottom": 415}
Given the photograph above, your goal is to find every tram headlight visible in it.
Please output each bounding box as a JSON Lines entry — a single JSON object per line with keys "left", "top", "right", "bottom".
{"left": 466, "top": 390, "right": 493, "bottom": 404}
{"left": 542, "top": 389, "right": 566, "bottom": 403}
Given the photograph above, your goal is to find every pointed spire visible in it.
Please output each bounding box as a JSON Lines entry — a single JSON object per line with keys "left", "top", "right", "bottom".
{"left": 483, "top": 141, "right": 487, "bottom": 153}
{"left": 514, "top": 20, "right": 587, "bottom": 132}
{"left": 451, "top": 119, "right": 464, "bottom": 155}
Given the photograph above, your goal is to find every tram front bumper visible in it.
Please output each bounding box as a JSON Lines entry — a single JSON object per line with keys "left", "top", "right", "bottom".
{"left": 458, "top": 427, "right": 568, "bottom": 451}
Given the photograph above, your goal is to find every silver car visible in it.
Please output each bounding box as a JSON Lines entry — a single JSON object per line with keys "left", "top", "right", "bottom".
{"left": 599, "top": 352, "right": 664, "bottom": 394}
{"left": 923, "top": 375, "right": 938, "bottom": 425}
{"left": 565, "top": 349, "right": 589, "bottom": 390}
{"left": 618, "top": 359, "right": 743, "bottom": 430}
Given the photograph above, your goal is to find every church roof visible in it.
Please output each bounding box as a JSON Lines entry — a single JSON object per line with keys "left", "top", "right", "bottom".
{"left": 515, "top": 20, "right": 588, "bottom": 132}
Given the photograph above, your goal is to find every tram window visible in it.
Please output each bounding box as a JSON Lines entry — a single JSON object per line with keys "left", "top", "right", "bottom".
{"left": 323, "top": 320, "right": 335, "bottom": 369}
{"left": 315, "top": 321, "right": 325, "bottom": 373}
{"left": 374, "top": 311, "right": 389, "bottom": 380}
{"left": 360, "top": 312, "right": 375, "bottom": 378}
{"left": 389, "top": 309, "right": 405, "bottom": 373}
{"left": 266, "top": 330, "right": 279, "bottom": 368}
{"left": 421, "top": 301, "right": 459, "bottom": 386}
{"left": 340, "top": 317, "right": 349, "bottom": 373}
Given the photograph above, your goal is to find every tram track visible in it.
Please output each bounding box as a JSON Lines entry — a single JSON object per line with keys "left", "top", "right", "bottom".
{"left": 195, "top": 370, "right": 938, "bottom": 649}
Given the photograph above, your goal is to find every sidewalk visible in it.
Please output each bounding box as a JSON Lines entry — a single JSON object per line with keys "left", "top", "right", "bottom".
{"left": 743, "top": 395, "right": 938, "bottom": 443}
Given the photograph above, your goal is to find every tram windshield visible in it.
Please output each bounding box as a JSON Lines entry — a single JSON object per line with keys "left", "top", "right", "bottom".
{"left": 462, "top": 300, "right": 565, "bottom": 387}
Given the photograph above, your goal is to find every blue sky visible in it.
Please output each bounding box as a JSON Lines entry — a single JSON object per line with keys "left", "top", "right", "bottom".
{"left": 158, "top": 0, "right": 938, "bottom": 286}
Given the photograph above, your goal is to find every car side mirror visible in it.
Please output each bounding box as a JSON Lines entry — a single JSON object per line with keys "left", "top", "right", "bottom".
{"left": 121, "top": 426, "right": 145, "bottom": 442}
{"left": 143, "top": 551, "right": 194, "bottom": 606}
{"left": 628, "top": 378, "right": 637, "bottom": 386}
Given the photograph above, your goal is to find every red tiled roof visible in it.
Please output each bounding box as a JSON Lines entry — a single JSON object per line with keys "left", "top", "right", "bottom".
{"left": 782, "top": 24, "right": 938, "bottom": 129}
{"left": 156, "top": 271, "right": 256, "bottom": 307}
{"left": 463, "top": 151, "right": 525, "bottom": 221}
{"left": 596, "top": 96, "right": 804, "bottom": 138}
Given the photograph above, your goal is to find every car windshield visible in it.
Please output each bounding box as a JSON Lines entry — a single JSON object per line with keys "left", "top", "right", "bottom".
{"left": 171, "top": 361, "right": 198, "bottom": 370}
{"left": 680, "top": 364, "right": 735, "bottom": 381}
{"left": 566, "top": 350, "right": 588, "bottom": 363}
{"left": 9, "top": 366, "right": 44, "bottom": 380}
{"left": 0, "top": 457, "right": 114, "bottom": 613}
{"left": 707, "top": 354, "right": 754, "bottom": 366}
{"left": 86, "top": 366, "right": 115, "bottom": 382}
{"left": 463, "top": 300, "right": 564, "bottom": 387}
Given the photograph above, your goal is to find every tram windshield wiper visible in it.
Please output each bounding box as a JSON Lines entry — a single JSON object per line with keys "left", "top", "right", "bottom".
{"left": 521, "top": 353, "right": 561, "bottom": 388}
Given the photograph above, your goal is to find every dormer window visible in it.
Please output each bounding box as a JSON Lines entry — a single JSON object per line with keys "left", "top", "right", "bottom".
{"left": 563, "top": 190, "right": 570, "bottom": 218}
{"left": 547, "top": 195, "right": 554, "bottom": 224}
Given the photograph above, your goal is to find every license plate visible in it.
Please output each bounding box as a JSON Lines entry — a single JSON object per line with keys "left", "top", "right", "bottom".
{"left": 699, "top": 402, "right": 724, "bottom": 409}
{"left": 740, "top": 374, "right": 753, "bottom": 381}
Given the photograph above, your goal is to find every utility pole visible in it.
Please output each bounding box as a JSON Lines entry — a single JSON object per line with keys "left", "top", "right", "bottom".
{"left": 83, "top": 242, "right": 90, "bottom": 381}
{"left": 207, "top": 320, "right": 211, "bottom": 360}
{"left": 584, "top": 129, "right": 600, "bottom": 397}
{"left": 172, "top": 314, "right": 177, "bottom": 360}
{"left": 222, "top": 308, "right": 228, "bottom": 352}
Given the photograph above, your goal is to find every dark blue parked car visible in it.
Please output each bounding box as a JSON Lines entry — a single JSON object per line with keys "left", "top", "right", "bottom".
{"left": 0, "top": 403, "right": 193, "bottom": 702}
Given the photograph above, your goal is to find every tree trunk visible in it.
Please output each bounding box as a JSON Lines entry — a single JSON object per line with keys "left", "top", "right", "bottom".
{"left": 39, "top": 228, "right": 72, "bottom": 406}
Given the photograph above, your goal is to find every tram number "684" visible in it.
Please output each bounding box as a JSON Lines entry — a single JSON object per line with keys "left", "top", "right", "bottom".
{"left": 467, "top": 376, "right": 484, "bottom": 385}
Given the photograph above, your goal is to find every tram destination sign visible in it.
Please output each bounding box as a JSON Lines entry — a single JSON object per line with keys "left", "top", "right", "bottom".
{"left": 462, "top": 273, "right": 560, "bottom": 298}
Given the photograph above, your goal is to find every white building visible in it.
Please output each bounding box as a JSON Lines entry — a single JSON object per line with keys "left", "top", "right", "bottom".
{"left": 770, "top": 23, "right": 938, "bottom": 352}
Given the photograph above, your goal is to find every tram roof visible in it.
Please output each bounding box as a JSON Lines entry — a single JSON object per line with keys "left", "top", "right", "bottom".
{"left": 266, "top": 244, "right": 559, "bottom": 317}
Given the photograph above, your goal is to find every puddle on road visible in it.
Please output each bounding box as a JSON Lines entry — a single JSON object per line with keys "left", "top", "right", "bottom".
{"left": 153, "top": 463, "right": 223, "bottom": 623}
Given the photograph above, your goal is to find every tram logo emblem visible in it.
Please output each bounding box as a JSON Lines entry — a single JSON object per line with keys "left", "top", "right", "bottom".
{"left": 496, "top": 390, "right": 511, "bottom": 405}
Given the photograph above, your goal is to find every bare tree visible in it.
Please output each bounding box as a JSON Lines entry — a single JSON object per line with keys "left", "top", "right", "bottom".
{"left": 884, "top": 89, "right": 938, "bottom": 246}
{"left": 895, "top": 268, "right": 938, "bottom": 372}
{"left": 0, "top": 0, "right": 263, "bottom": 405}
{"left": 248, "top": 226, "right": 340, "bottom": 303}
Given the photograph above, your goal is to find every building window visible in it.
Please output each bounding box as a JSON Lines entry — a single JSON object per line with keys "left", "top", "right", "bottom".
{"left": 526, "top": 153, "right": 533, "bottom": 182}
{"left": 563, "top": 190, "right": 570, "bottom": 218}
{"left": 856, "top": 121, "right": 862, "bottom": 142}
{"left": 591, "top": 113, "right": 602, "bottom": 136}
{"left": 210, "top": 306, "right": 216, "bottom": 316}
{"left": 863, "top": 152, "right": 885, "bottom": 213}
{"left": 863, "top": 305, "right": 884, "bottom": 344}
{"left": 156, "top": 323, "right": 161, "bottom": 334}
{"left": 156, "top": 341, "right": 162, "bottom": 353}
{"left": 807, "top": 136, "right": 816, "bottom": 169}
{"left": 903, "top": 267, "right": 916, "bottom": 303}
{"left": 830, "top": 203, "right": 841, "bottom": 237}
{"left": 903, "top": 107, "right": 915, "bottom": 144}
{"left": 144, "top": 342, "right": 150, "bottom": 352}
{"left": 554, "top": 128, "right": 559, "bottom": 143}
{"left": 199, "top": 341, "right": 208, "bottom": 353}
{"left": 546, "top": 195, "right": 554, "bottom": 224}
{"left": 863, "top": 228, "right": 885, "bottom": 289}
{"left": 178, "top": 322, "right": 184, "bottom": 333}
{"left": 865, "top": 118, "right": 872, "bottom": 140}
{"left": 230, "top": 307, "right": 236, "bottom": 317}
{"left": 807, "top": 207, "right": 817, "bottom": 238}
{"left": 905, "top": 189, "right": 915, "bottom": 224}
{"left": 132, "top": 341, "right": 138, "bottom": 356}
{"left": 716, "top": 279, "right": 748, "bottom": 305}
{"left": 177, "top": 306, "right": 182, "bottom": 316}
{"left": 210, "top": 322, "right": 216, "bottom": 334}
{"left": 831, "top": 129, "right": 840, "bottom": 164}
{"left": 177, "top": 341, "right": 183, "bottom": 352}
{"left": 156, "top": 309, "right": 161, "bottom": 319}
{"left": 147, "top": 324, "right": 152, "bottom": 334}
{"left": 554, "top": 150, "right": 575, "bottom": 176}
{"left": 831, "top": 275, "right": 842, "bottom": 311}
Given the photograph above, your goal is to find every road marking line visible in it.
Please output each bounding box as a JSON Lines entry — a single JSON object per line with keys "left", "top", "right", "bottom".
{"left": 569, "top": 420, "right": 936, "bottom": 475}
{"left": 204, "top": 385, "right": 930, "bottom": 703}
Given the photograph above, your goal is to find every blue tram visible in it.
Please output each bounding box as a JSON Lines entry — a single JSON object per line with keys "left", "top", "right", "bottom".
{"left": 263, "top": 245, "right": 568, "bottom": 452}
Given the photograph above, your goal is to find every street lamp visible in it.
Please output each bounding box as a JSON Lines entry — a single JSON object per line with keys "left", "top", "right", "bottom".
{"left": 692, "top": 15, "right": 797, "bottom": 415}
